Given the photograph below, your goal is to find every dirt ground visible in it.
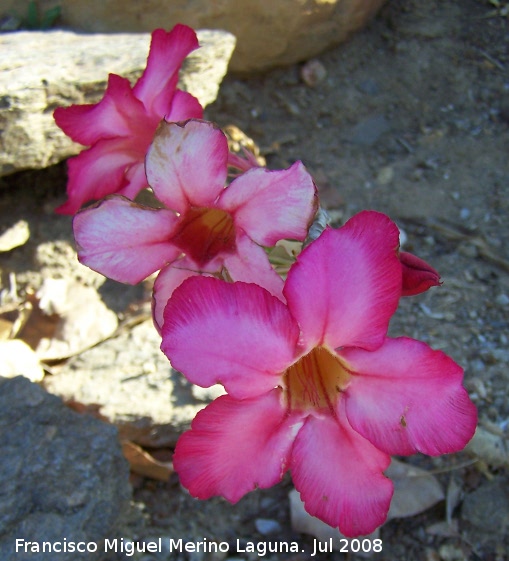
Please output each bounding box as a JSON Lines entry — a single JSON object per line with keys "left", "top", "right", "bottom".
{"left": 1, "top": 0, "right": 509, "bottom": 559}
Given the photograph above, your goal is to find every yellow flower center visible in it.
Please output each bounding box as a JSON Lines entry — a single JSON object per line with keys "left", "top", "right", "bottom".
{"left": 173, "top": 207, "right": 236, "bottom": 266}
{"left": 283, "top": 346, "right": 351, "bottom": 413}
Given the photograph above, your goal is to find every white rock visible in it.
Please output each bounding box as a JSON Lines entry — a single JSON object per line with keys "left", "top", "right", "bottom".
{"left": 0, "top": 29, "right": 235, "bottom": 177}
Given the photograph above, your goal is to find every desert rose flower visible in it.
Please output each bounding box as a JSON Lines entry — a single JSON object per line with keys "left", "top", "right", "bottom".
{"left": 161, "top": 211, "right": 477, "bottom": 537}
{"left": 73, "top": 119, "right": 317, "bottom": 330}
{"left": 54, "top": 25, "right": 203, "bottom": 215}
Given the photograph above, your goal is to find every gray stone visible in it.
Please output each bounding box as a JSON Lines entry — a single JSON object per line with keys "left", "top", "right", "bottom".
{"left": 45, "top": 319, "right": 215, "bottom": 447}
{"left": 0, "top": 376, "right": 132, "bottom": 561}
{"left": 0, "top": 28, "right": 235, "bottom": 177}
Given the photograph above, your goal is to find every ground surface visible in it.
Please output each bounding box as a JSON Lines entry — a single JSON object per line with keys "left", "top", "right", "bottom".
{"left": 1, "top": 0, "right": 509, "bottom": 559}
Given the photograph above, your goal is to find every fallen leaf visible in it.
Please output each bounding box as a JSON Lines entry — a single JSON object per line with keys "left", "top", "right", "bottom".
{"left": 121, "top": 440, "right": 173, "bottom": 482}
{"left": 0, "top": 339, "right": 45, "bottom": 382}
{"left": 465, "top": 426, "right": 509, "bottom": 468}
{"left": 288, "top": 488, "right": 380, "bottom": 556}
{"left": 386, "top": 458, "right": 444, "bottom": 520}
{"left": 18, "top": 278, "right": 118, "bottom": 361}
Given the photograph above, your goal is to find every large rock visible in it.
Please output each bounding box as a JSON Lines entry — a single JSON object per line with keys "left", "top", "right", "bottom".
{"left": 0, "top": 376, "right": 132, "bottom": 561}
{"left": 0, "top": 28, "right": 236, "bottom": 176}
{"left": 1, "top": 0, "right": 386, "bottom": 72}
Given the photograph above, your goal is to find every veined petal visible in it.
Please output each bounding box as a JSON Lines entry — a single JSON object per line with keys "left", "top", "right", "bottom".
{"left": 54, "top": 74, "right": 149, "bottom": 145}
{"left": 341, "top": 337, "right": 478, "bottom": 456}
{"left": 290, "top": 412, "right": 392, "bottom": 537}
{"left": 161, "top": 277, "right": 299, "bottom": 399}
{"left": 222, "top": 233, "right": 285, "bottom": 301}
{"left": 174, "top": 390, "right": 304, "bottom": 503}
{"left": 219, "top": 162, "right": 317, "bottom": 245}
{"left": 73, "top": 196, "right": 180, "bottom": 284}
{"left": 146, "top": 120, "right": 228, "bottom": 213}
{"left": 165, "top": 90, "right": 203, "bottom": 122}
{"left": 133, "top": 25, "right": 200, "bottom": 117}
{"left": 56, "top": 137, "right": 146, "bottom": 215}
{"left": 284, "top": 211, "right": 402, "bottom": 350}
{"left": 152, "top": 258, "right": 210, "bottom": 332}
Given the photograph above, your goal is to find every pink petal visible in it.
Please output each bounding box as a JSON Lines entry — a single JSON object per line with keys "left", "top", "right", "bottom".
{"left": 290, "top": 411, "right": 392, "bottom": 537}
{"left": 219, "top": 161, "right": 317, "bottom": 245}
{"left": 284, "top": 211, "right": 402, "bottom": 350}
{"left": 174, "top": 390, "right": 304, "bottom": 503}
{"left": 152, "top": 258, "right": 209, "bottom": 332}
{"left": 56, "top": 137, "right": 147, "bottom": 215}
{"left": 73, "top": 196, "right": 180, "bottom": 283}
{"left": 54, "top": 74, "right": 150, "bottom": 146}
{"left": 165, "top": 90, "right": 203, "bottom": 122}
{"left": 146, "top": 120, "right": 228, "bottom": 213}
{"left": 161, "top": 277, "right": 299, "bottom": 399}
{"left": 341, "top": 337, "right": 478, "bottom": 456}
{"left": 222, "top": 233, "right": 285, "bottom": 301}
{"left": 133, "top": 25, "right": 200, "bottom": 117}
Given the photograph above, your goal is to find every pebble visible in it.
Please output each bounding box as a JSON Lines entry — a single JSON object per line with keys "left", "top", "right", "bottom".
{"left": 0, "top": 219, "right": 30, "bottom": 252}
{"left": 254, "top": 518, "right": 282, "bottom": 535}
{"left": 495, "top": 293, "right": 509, "bottom": 307}
{"left": 300, "top": 58, "right": 327, "bottom": 87}
{"left": 460, "top": 208, "right": 471, "bottom": 220}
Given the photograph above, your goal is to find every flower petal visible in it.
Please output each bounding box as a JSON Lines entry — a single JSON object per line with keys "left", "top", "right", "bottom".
{"left": 341, "top": 337, "right": 477, "bottom": 456}
{"left": 56, "top": 137, "right": 147, "bottom": 215}
{"left": 146, "top": 120, "right": 228, "bottom": 213}
{"left": 54, "top": 74, "right": 149, "bottom": 146}
{"left": 400, "top": 251, "right": 441, "bottom": 296}
{"left": 222, "top": 233, "right": 285, "bottom": 301}
{"left": 284, "top": 211, "right": 402, "bottom": 350}
{"left": 74, "top": 196, "right": 180, "bottom": 283}
{"left": 165, "top": 90, "right": 203, "bottom": 122}
{"left": 133, "top": 25, "right": 200, "bottom": 117}
{"left": 152, "top": 258, "right": 210, "bottom": 332}
{"left": 219, "top": 161, "right": 317, "bottom": 245}
{"left": 161, "top": 277, "right": 299, "bottom": 398}
{"left": 174, "top": 390, "right": 304, "bottom": 503}
{"left": 290, "top": 411, "right": 392, "bottom": 537}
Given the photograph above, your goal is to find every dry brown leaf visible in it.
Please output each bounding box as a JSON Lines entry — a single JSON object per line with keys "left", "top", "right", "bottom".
{"left": 18, "top": 278, "right": 117, "bottom": 361}
{"left": 121, "top": 440, "right": 173, "bottom": 482}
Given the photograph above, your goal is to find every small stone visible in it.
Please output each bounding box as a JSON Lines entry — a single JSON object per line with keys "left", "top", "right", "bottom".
{"left": 460, "top": 208, "right": 471, "bottom": 220}
{"left": 376, "top": 165, "right": 394, "bottom": 185}
{"left": 255, "top": 518, "right": 282, "bottom": 535}
{"left": 301, "top": 59, "right": 327, "bottom": 87}
{"left": 495, "top": 293, "right": 509, "bottom": 307}
{"left": 438, "top": 544, "right": 467, "bottom": 561}
{"left": 0, "top": 220, "right": 30, "bottom": 252}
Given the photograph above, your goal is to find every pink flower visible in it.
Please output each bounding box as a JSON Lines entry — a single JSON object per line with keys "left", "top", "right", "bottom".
{"left": 54, "top": 25, "right": 203, "bottom": 215}
{"left": 161, "top": 211, "right": 477, "bottom": 537}
{"left": 399, "top": 251, "right": 442, "bottom": 296}
{"left": 73, "top": 119, "right": 318, "bottom": 330}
